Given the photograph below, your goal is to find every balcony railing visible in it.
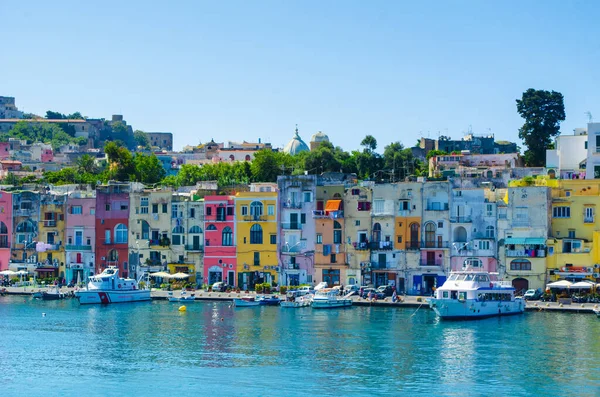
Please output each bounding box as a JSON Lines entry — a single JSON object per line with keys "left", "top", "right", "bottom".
{"left": 43, "top": 220, "right": 57, "bottom": 227}
{"left": 281, "top": 245, "right": 302, "bottom": 253}
{"left": 281, "top": 223, "right": 302, "bottom": 230}
{"left": 282, "top": 202, "right": 303, "bottom": 209}
{"left": 425, "top": 204, "right": 449, "bottom": 211}
{"left": 370, "top": 261, "right": 395, "bottom": 269}
{"left": 312, "top": 210, "right": 344, "bottom": 219}
{"left": 506, "top": 249, "right": 546, "bottom": 258}
{"left": 450, "top": 216, "right": 472, "bottom": 223}
{"left": 284, "top": 263, "right": 300, "bottom": 270}
{"left": 584, "top": 216, "right": 594, "bottom": 224}
{"left": 65, "top": 245, "right": 92, "bottom": 251}
{"left": 184, "top": 244, "right": 204, "bottom": 252}
{"left": 243, "top": 215, "right": 267, "bottom": 222}
{"left": 369, "top": 241, "right": 394, "bottom": 250}
{"left": 406, "top": 241, "right": 450, "bottom": 249}
{"left": 353, "top": 242, "right": 370, "bottom": 251}
{"left": 420, "top": 261, "right": 443, "bottom": 267}
{"left": 452, "top": 249, "right": 495, "bottom": 257}
{"left": 15, "top": 209, "right": 35, "bottom": 217}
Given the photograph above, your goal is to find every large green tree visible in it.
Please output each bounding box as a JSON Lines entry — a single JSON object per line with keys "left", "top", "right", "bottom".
{"left": 134, "top": 130, "right": 150, "bottom": 149}
{"left": 133, "top": 153, "right": 166, "bottom": 184}
{"left": 516, "top": 89, "right": 565, "bottom": 166}
{"left": 105, "top": 141, "right": 135, "bottom": 181}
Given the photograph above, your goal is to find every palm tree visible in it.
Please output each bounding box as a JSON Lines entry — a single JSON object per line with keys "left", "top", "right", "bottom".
{"left": 76, "top": 154, "right": 97, "bottom": 174}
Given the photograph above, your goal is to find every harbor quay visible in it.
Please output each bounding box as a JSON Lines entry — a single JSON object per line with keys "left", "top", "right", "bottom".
{"left": 3, "top": 285, "right": 598, "bottom": 314}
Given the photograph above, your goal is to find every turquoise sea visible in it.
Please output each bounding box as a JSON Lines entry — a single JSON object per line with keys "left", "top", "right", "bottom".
{"left": 1, "top": 296, "right": 600, "bottom": 397}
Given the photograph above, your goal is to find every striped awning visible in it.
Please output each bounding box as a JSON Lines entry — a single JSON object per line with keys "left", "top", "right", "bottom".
{"left": 505, "top": 237, "right": 546, "bottom": 245}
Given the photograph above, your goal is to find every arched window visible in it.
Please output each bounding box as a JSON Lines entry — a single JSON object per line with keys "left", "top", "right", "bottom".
{"left": 245, "top": 155, "right": 251, "bottom": 161}
{"left": 0, "top": 221, "right": 8, "bottom": 248}
{"left": 510, "top": 259, "right": 531, "bottom": 271}
{"left": 15, "top": 220, "right": 35, "bottom": 244}
{"left": 333, "top": 221, "right": 342, "bottom": 244}
{"left": 189, "top": 226, "right": 202, "bottom": 234}
{"left": 222, "top": 226, "right": 233, "bottom": 246}
{"left": 464, "top": 258, "right": 482, "bottom": 268}
{"left": 0, "top": 221, "right": 7, "bottom": 235}
{"left": 425, "top": 222, "right": 436, "bottom": 247}
{"left": 172, "top": 226, "right": 185, "bottom": 245}
{"left": 114, "top": 224, "right": 128, "bottom": 244}
{"left": 250, "top": 224, "right": 263, "bottom": 244}
{"left": 206, "top": 224, "right": 217, "bottom": 231}
{"left": 16, "top": 220, "right": 34, "bottom": 233}
{"left": 486, "top": 226, "right": 495, "bottom": 238}
{"left": 453, "top": 226, "right": 467, "bottom": 243}
{"left": 107, "top": 249, "right": 118, "bottom": 262}
{"left": 141, "top": 220, "right": 150, "bottom": 240}
{"left": 250, "top": 201, "right": 263, "bottom": 218}
{"left": 372, "top": 223, "right": 381, "bottom": 243}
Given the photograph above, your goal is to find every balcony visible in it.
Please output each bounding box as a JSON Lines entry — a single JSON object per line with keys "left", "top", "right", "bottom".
{"left": 281, "top": 245, "right": 302, "bottom": 254}
{"left": 584, "top": 216, "right": 594, "bottom": 224}
{"left": 353, "top": 242, "right": 370, "bottom": 251}
{"left": 369, "top": 241, "right": 394, "bottom": 251}
{"left": 512, "top": 219, "right": 530, "bottom": 227}
{"left": 15, "top": 209, "right": 34, "bottom": 217}
{"left": 43, "top": 220, "right": 57, "bottom": 227}
{"left": 282, "top": 202, "right": 303, "bottom": 209}
{"left": 418, "top": 241, "right": 450, "bottom": 249}
{"left": 450, "top": 216, "right": 472, "bottom": 223}
{"left": 453, "top": 249, "right": 495, "bottom": 257}
{"left": 425, "top": 203, "right": 449, "bottom": 211}
{"left": 370, "top": 261, "right": 395, "bottom": 269}
{"left": 243, "top": 215, "right": 267, "bottom": 222}
{"left": 44, "top": 244, "right": 60, "bottom": 251}
{"left": 184, "top": 244, "right": 204, "bottom": 252}
{"left": 65, "top": 245, "right": 92, "bottom": 251}
{"left": 506, "top": 249, "right": 546, "bottom": 258}
{"left": 420, "top": 261, "right": 443, "bottom": 268}
{"left": 281, "top": 223, "right": 302, "bottom": 230}
{"left": 371, "top": 211, "right": 393, "bottom": 217}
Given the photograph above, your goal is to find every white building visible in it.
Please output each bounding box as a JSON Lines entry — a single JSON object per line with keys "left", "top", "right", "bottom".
{"left": 546, "top": 128, "right": 587, "bottom": 179}
{"left": 585, "top": 123, "right": 600, "bottom": 179}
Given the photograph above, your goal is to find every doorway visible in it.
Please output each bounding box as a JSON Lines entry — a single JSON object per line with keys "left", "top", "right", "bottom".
{"left": 227, "top": 270, "right": 235, "bottom": 287}
{"left": 423, "top": 274, "right": 437, "bottom": 295}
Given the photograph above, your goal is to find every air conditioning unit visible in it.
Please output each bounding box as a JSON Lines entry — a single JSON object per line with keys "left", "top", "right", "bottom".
{"left": 594, "top": 273, "right": 599, "bottom": 278}
{"left": 595, "top": 264, "right": 600, "bottom": 269}
{"left": 101, "top": 257, "right": 106, "bottom": 260}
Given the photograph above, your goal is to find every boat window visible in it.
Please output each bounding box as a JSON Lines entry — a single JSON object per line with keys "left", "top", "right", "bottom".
{"left": 442, "top": 291, "right": 449, "bottom": 298}
{"left": 464, "top": 274, "right": 474, "bottom": 281}
{"left": 449, "top": 274, "right": 458, "bottom": 281}
{"left": 451, "top": 291, "right": 458, "bottom": 299}
{"left": 458, "top": 292, "right": 467, "bottom": 301}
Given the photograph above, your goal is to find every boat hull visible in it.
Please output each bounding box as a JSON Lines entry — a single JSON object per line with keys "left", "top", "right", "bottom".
{"left": 428, "top": 298, "right": 525, "bottom": 320}
{"left": 280, "top": 300, "right": 310, "bottom": 308}
{"left": 233, "top": 298, "right": 260, "bottom": 307}
{"left": 311, "top": 299, "right": 352, "bottom": 309}
{"left": 41, "top": 293, "right": 64, "bottom": 301}
{"left": 75, "top": 290, "right": 151, "bottom": 304}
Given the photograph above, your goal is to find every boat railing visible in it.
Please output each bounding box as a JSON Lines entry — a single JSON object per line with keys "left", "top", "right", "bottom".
{"left": 493, "top": 281, "right": 513, "bottom": 287}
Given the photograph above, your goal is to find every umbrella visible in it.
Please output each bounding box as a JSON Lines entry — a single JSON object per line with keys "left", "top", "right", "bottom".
{"left": 170, "top": 272, "right": 190, "bottom": 280}
{"left": 546, "top": 280, "right": 573, "bottom": 289}
{"left": 16, "top": 270, "right": 29, "bottom": 276}
{"left": 571, "top": 281, "right": 595, "bottom": 289}
{"left": 150, "top": 271, "right": 171, "bottom": 278}
{"left": 0, "top": 270, "right": 17, "bottom": 276}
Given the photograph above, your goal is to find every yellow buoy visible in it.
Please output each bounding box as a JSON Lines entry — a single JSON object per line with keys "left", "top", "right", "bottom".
{"left": 179, "top": 305, "right": 187, "bottom": 312}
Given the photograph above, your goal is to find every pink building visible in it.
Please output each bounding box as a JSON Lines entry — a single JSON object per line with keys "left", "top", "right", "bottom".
{"left": 0, "top": 142, "right": 9, "bottom": 160}
{"left": 65, "top": 192, "right": 96, "bottom": 284}
{"left": 203, "top": 195, "right": 236, "bottom": 286}
{"left": 0, "top": 191, "right": 12, "bottom": 270}
{"left": 41, "top": 148, "right": 53, "bottom": 163}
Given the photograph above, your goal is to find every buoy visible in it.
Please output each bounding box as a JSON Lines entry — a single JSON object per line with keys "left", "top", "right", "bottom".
{"left": 546, "top": 303, "right": 550, "bottom": 307}
{"left": 220, "top": 318, "right": 224, "bottom": 321}
{"left": 42, "top": 313, "right": 46, "bottom": 317}
{"left": 559, "top": 303, "right": 563, "bottom": 307}
{"left": 179, "top": 305, "right": 187, "bottom": 312}
{"left": 581, "top": 304, "right": 585, "bottom": 308}
{"left": 534, "top": 303, "right": 538, "bottom": 307}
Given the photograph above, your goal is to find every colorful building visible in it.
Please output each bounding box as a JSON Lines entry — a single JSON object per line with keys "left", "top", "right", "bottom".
{"left": 203, "top": 195, "right": 236, "bottom": 287}
{"left": 395, "top": 182, "right": 422, "bottom": 293}
{"left": 11, "top": 191, "right": 42, "bottom": 275}
{"left": 0, "top": 191, "right": 12, "bottom": 270}
{"left": 65, "top": 190, "right": 96, "bottom": 284}
{"left": 37, "top": 193, "right": 67, "bottom": 281}
{"left": 370, "top": 184, "right": 401, "bottom": 288}
{"left": 344, "top": 182, "right": 372, "bottom": 287}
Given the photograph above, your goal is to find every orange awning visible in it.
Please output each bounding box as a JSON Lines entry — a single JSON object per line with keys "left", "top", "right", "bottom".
{"left": 325, "top": 200, "right": 342, "bottom": 211}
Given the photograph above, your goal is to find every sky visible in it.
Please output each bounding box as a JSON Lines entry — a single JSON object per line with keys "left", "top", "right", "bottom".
{"left": 1, "top": 0, "right": 600, "bottom": 151}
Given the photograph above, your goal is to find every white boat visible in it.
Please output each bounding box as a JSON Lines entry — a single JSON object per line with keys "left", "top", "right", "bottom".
{"left": 593, "top": 308, "right": 600, "bottom": 317}
{"left": 311, "top": 290, "right": 352, "bottom": 309}
{"left": 233, "top": 296, "right": 260, "bottom": 307}
{"left": 168, "top": 290, "right": 196, "bottom": 302}
{"left": 428, "top": 270, "right": 525, "bottom": 320}
{"left": 42, "top": 286, "right": 65, "bottom": 301}
{"left": 75, "top": 267, "right": 151, "bottom": 305}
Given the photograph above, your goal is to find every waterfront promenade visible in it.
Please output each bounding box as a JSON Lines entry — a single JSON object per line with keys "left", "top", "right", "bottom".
{"left": 3, "top": 285, "right": 599, "bottom": 313}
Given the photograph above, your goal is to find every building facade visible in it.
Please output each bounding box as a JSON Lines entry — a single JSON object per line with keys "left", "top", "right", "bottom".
{"left": 65, "top": 191, "right": 96, "bottom": 284}
{"left": 203, "top": 195, "right": 236, "bottom": 287}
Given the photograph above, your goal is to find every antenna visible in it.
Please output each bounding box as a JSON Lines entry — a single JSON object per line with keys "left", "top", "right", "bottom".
{"left": 585, "top": 111, "right": 593, "bottom": 123}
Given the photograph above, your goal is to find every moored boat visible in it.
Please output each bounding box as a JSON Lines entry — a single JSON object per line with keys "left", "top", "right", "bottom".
{"left": 428, "top": 269, "right": 525, "bottom": 320}
{"left": 311, "top": 290, "right": 352, "bottom": 309}
{"left": 593, "top": 308, "right": 600, "bottom": 317}
{"left": 233, "top": 296, "right": 260, "bottom": 307}
{"left": 75, "top": 267, "right": 151, "bottom": 304}
{"left": 168, "top": 290, "right": 196, "bottom": 302}
{"left": 42, "top": 286, "right": 65, "bottom": 300}
{"left": 280, "top": 291, "right": 312, "bottom": 308}
{"left": 257, "top": 295, "right": 281, "bottom": 306}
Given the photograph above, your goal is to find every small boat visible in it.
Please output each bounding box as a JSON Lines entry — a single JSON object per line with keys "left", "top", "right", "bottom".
{"left": 233, "top": 296, "right": 260, "bottom": 307}
{"left": 168, "top": 290, "right": 196, "bottom": 302}
{"left": 257, "top": 295, "right": 281, "bottom": 306}
{"left": 75, "top": 266, "right": 151, "bottom": 305}
{"left": 593, "top": 308, "right": 600, "bottom": 317}
{"left": 428, "top": 269, "right": 525, "bottom": 320}
{"left": 311, "top": 290, "right": 352, "bottom": 309}
{"left": 42, "top": 286, "right": 65, "bottom": 300}
{"left": 32, "top": 290, "right": 44, "bottom": 299}
{"left": 280, "top": 291, "right": 312, "bottom": 308}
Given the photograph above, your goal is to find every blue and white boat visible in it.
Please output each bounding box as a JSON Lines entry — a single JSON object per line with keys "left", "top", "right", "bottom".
{"left": 428, "top": 270, "right": 524, "bottom": 320}
{"left": 75, "top": 267, "right": 151, "bottom": 304}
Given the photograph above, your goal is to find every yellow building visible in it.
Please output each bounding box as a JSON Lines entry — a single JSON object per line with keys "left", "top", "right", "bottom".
{"left": 235, "top": 191, "right": 278, "bottom": 289}
{"left": 546, "top": 180, "right": 600, "bottom": 282}
{"left": 38, "top": 194, "right": 67, "bottom": 281}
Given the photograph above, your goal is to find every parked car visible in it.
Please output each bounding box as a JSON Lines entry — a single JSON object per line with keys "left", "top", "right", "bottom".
{"left": 211, "top": 282, "right": 231, "bottom": 292}
{"left": 523, "top": 289, "right": 542, "bottom": 300}
{"left": 376, "top": 285, "right": 396, "bottom": 297}
{"left": 358, "top": 286, "right": 371, "bottom": 297}
{"left": 345, "top": 284, "right": 360, "bottom": 296}
{"left": 361, "top": 288, "right": 385, "bottom": 300}
{"left": 296, "top": 286, "right": 312, "bottom": 296}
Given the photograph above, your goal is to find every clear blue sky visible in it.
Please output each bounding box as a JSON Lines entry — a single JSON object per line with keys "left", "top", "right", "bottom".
{"left": 2, "top": 0, "right": 599, "bottom": 151}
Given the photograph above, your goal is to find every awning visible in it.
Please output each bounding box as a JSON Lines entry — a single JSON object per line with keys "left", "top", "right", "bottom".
{"left": 505, "top": 237, "right": 546, "bottom": 245}
{"left": 325, "top": 200, "right": 342, "bottom": 211}
{"left": 35, "top": 268, "right": 57, "bottom": 272}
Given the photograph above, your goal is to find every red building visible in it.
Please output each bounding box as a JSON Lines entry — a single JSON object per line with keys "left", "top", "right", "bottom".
{"left": 203, "top": 195, "right": 236, "bottom": 287}
{"left": 95, "top": 183, "right": 130, "bottom": 277}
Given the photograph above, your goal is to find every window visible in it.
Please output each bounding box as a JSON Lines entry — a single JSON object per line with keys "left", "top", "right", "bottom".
{"left": 105, "top": 204, "right": 111, "bottom": 211}
{"left": 486, "top": 204, "right": 493, "bottom": 217}
{"left": 71, "top": 206, "right": 82, "bottom": 215}
{"left": 316, "top": 234, "right": 323, "bottom": 244}
{"left": 227, "top": 207, "right": 234, "bottom": 216}
{"left": 206, "top": 224, "right": 217, "bottom": 231}
{"left": 172, "top": 204, "right": 178, "bottom": 219}
{"left": 162, "top": 204, "right": 168, "bottom": 214}
{"left": 114, "top": 224, "right": 128, "bottom": 244}
{"left": 464, "top": 258, "right": 482, "bottom": 268}
{"left": 190, "top": 208, "right": 195, "bottom": 218}
{"left": 300, "top": 213, "right": 306, "bottom": 224}
{"left": 397, "top": 236, "right": 402, "bottom": 243}
{"left": 437, "top": 221, "right": 443, "bottom": 228}
{"left": 563, "top": 240, "right": 582, "bottom": 253}
{"left": 565, "top": 191, "right": 571, "bottom": 197}
{"left": 172, "top": 226, "right": 185, "bottom": 245}
{"left": 333, "top": 221, "right": 342, "bottom": 244}
{"left": 270, "top": 235, "right": 277, "bottom": 244}
{"left": 254, "top": 252, "right": 260, "bottom": 266}
{"left": 105, "top": 229, "right": 111, "bottom": 244}
{"left": 330, "top": 254, "right": 337, "bottom": 263}
{"left": 189, "top": 225, "right": 202, "bottom": 234}
{"left": 357, "top": 201, "right": 371, "bottom": 211}
{"left": 303, "top": 191, "right": 312, "bottom": 202}
{"left": 399, "top": 200, "right": 409, "bottom": 211}
{"left": 351, "top": 189, "right": 360, "bottom": 195}
{"left": 222, "top": 227, "right": 233, "bottom": 246}
{"left": 486, "top": 226, "right": 495, "bottom": 238}
{"left": 140, "top": 201, "right": 148, "bottom": 214}
{"left": 250, "top": 201, "right": 263, "bottom": 217}
{"left": 372, "top": 223, "right": 382, "bottom": 242}
{"left": 552, "top": 206, "right": 571, "bottom": 218}
{"left": 585, "top": 207, "right": 594, "bottom": 222}
{"left": 355, "top": 220, "right": 360, "bottom": 226}
{"left": 90, "top": 208, "right": 95, "bottom": 215}
{"left": 120, "top": 203, "right": 128, "bottom": 211}
{"left": 373, "top": 200, "right": 384, "bottom": 213}
{"left": 206, "top": 207, "right": 212, "bottom": 216}
{"left": 250, "top": 224, "right": 263, "bottom": 244}
{"left": 568, "top": 229, "right": 576, "bottom": 238}
{"left": 241, "top": 206, "right": 248, "bottom": 216}
{"left": 510, "top": 259, "right": 531, "bottom": 271}
{"left": 268, "top": 205, "right": 274, "bottom": 216}
{"left": 152, "top": 204, "right": 158, "bottom": 214}
{"left": 478, "top": 240, "right": 490, "bottom": 250}
{"left": 596, "top": 135, "right": 600, "bottom": 153}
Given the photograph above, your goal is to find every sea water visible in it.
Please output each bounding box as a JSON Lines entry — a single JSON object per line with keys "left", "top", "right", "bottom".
{"left": 1, "top": 296, "right": 599, "bottom": 396}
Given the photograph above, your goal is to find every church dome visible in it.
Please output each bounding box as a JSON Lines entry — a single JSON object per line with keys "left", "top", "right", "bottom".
{"left": 311, "top": 131, "right": 329, "bottom": 143}
{"left": 283, "top": 128, "right": 309, "bottom": 155}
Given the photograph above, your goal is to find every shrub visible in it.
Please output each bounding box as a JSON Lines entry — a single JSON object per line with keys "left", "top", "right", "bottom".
{"left": 279, "top": 286, "right": 288, "bottom": 295}
{"left": 255, "top": 284, "right": 264, "bottom": 293}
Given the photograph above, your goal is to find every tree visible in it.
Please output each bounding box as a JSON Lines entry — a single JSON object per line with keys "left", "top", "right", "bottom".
{"left": 133, "top": 153, "right": 166, "bottom": 184}
{"left": 516, "top": 89, "right": 565, "bottom": 166}
{"left": 383, "top": 142, "right": 418, "bottom": 181}
{"left": 361, "top": 135, "right": 377, "bottom": 153}
{"left": 105, "top": 141, "right": 135, "bottom": 181}
{"left": 425, "top": 150, "right": 447, "bottom": 160}
{"left": 134, "top": 130, "right": 150, "bottom": 149}
{"left": 251, "top": 149, "right": 281, "bottom": 182}
{"left": 76, "top": 154, "right": 97, "bottom": 174}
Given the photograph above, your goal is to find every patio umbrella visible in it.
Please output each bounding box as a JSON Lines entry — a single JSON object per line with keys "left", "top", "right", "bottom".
{"left": 571, "top": 281, "right": 595, "bottom": 289}
{"left": 150, "top": 271, "right": 171, "bottom": 278}
{"left": 546, "top": 280, "right": 573, "bottom": 289}
{"left": 0, "top": 270, "right": 17, "bottom": 276}
{"left": 170, "top": 272, "right": 190, "bottom": 280}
